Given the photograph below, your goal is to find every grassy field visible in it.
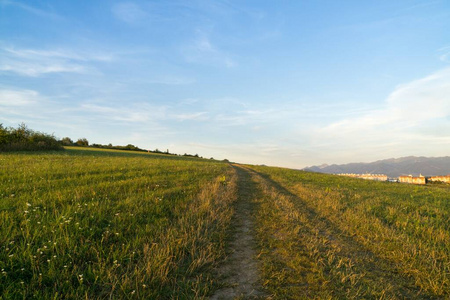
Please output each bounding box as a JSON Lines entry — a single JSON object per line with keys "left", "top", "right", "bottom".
{"left": 2, "top": 148, "right": 450, "bottom": 299}
{"left": 0, "top": 147, "right": 236, "bottom": 298}
{"left": 245, "top": 165, "right": 450, "bottom": 299}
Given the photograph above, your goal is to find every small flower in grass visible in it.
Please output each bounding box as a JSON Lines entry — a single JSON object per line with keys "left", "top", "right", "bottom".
{"left": 26, "top": 203, "right": 31, "bottom": 207}
{"left": 142, "top": 284, "right": 147, "bottom": 288}
{"left": 131, "top": 290, "right": 135, "bottom": 295}
{"left": 9, "top": 254, "right": 14, "bottom": 257}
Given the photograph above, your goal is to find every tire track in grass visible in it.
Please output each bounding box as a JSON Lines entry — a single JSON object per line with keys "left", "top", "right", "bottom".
{"left": 246, "top": 166, "right": 436, "bottom": 299}
{"left": 211, "top": 166, "right": 268, "bottom": 299}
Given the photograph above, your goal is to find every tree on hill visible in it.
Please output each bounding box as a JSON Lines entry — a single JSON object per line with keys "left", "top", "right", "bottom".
{"left": 60, "top": 137, "right": 74, "bottom": 146}
{"left": 76, "top": 138, "right": 89, "bottom": 146}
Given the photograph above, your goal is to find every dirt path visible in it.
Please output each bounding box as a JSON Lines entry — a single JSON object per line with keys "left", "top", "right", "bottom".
{"left": 210, "top": 166, "right": 267, "bottom": 299}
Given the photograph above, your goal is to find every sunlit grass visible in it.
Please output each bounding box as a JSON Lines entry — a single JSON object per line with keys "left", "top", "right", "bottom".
{"left": 246, "top": 165, "right": 450, "bottom": 298}
{"left": 3, "top": 148, "right": 449, "bottom": 298}
{"left": 0, "top": 148, "right": 236, "bottom": 298}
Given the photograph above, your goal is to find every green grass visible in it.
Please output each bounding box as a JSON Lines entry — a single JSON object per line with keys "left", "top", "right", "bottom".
{"left": 0, "top": 147, "right": 236, "bottom": 299}
{"left": 2, "top": 148, "right": 450, "bottom": 299}
{"left": 245, "top": 165, "right": 450, "bottom": 299}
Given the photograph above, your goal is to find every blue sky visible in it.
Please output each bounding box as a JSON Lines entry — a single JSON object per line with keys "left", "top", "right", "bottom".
{"left": 1, "top": 0, "right": 449, "bottom": 168}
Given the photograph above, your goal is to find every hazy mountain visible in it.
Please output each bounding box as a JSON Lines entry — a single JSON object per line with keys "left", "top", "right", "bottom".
{"left": 303, "top": 156, "right": 450, "bottom": 178}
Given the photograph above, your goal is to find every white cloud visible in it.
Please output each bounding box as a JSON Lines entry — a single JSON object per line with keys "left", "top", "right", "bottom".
{"left": 314, "top": 67, "right": 450, "bottom": 162}
{"left": 0, "top": 61, "right": 85, "bottom": 76}
{"left": 438, "top": 46, "right": 450, "bottom": 63}
{"left": 439, "top": 52, "right": 450, "bottom": 63}
{"left": 0, "top": 0, "right": 62, "bottom": 20}
{"left": 0, "top": 89, "right": 40, "bottom": 106}
{"left": 80, "top": 103, "right": 167, "bottom": 123}
{"left": 145, "top": 76, "right": 196, "bottom": 85}
{"left": 0, "top": 45, "right": 111, "bottom": 77}
{"left": 5, "top": 47, "right": 113, "bottom": 62}
{"left": 171, "top": 112, "right": 208, "bottom": 121}
{"left": 182, "top": 33, "right": 237, "bottom": 68}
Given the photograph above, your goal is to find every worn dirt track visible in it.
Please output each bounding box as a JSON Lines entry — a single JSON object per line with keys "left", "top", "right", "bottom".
{"left": 210, "top": 166, "right": 267, "bottom": 299}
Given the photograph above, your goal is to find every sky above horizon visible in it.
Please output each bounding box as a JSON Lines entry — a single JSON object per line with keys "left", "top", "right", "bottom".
{"left": 1, "top": 0, "right": 449, "bottom": 168}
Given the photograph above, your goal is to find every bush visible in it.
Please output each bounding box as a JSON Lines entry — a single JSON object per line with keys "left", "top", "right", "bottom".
{"left": 75, "top": 138, "right": 89, "bottom": 146}
{"left": 60, "top": 137, "right": 74, "bottom": 146}
{"left": 0, "top": 123, "right": 64, "bottom": 151}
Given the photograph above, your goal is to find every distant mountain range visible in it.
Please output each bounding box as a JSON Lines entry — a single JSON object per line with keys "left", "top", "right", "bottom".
{"left": 303, "top": 156, "right": 450, "bottom": 178}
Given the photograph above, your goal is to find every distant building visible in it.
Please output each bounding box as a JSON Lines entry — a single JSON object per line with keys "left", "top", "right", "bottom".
{"left": 428, "top": 175, "right": 450, "bottom": 184}
{"left": 338, "top": 173, "right": 388, "bottom": 181}
{"left": 398, "top": 175, "right": 426, "bottom": 185}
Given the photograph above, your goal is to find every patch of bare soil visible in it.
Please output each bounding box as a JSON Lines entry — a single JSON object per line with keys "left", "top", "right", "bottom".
{"left": 210, "top": 166, "right": 267, "bottom": 299}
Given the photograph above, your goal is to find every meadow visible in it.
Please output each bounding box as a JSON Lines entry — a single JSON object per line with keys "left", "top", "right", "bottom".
{"left": 1, "top": 147, "right": 450, "bottom": 299}
{"left": 0, "top": 147, "right": 236, "bottom": 298}
{"left": 245, "top": 165, "right": 450, "bottom": 299}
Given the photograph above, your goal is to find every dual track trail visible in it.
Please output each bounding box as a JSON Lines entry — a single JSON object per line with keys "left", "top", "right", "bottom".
{"left": 212, "top": 165, "right": 436, "bottom": 299}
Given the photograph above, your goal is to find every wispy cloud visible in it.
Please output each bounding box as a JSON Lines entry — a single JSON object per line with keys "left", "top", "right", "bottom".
{"left": 314, "top": 67, "right": 450, "bottom": 162}
{"left": 5, "top": 47, "right": 113, "bottom": 62}
{"left": 0, "top": 88, "right": 60, "bottom": 126}
{"left": 438, "top": 46, "right": 450, "bottom": 63}
{"left": 144, "top": 76, "right": 196, "bottom": 85}
{"left": 80, "top": 102, "right": 167, "bottom": 123}
{"left": 182, "top": 32, "right": 237, "bottom": 68}
{"left": 0, "top": 89, "right": 40, "bottom": 106}
{"left": 111, "top": 2, "right": 147, "bottom": 24}
{"left": 171, "top": 112, "right": 209, "bottom": 121}
{"left": 0, "top": 45, "right": 111, "bottom": 77}
{"left": 0, "top": 0, "right": 62, "bottom": 20}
